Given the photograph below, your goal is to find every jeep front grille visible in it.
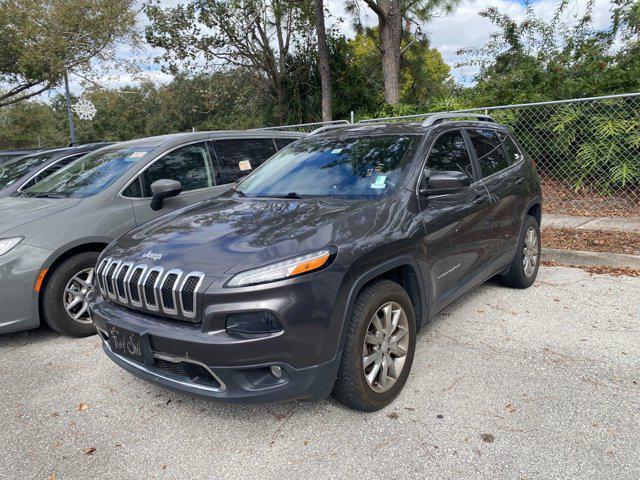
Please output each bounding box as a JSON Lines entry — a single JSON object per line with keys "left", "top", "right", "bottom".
{"left": 98, "top": 257, "right": 205, "bottom": 321}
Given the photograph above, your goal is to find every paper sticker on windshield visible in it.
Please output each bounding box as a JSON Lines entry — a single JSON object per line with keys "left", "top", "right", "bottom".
{"left": 370, "top": 175, "right": 387, "bottom": 189}
{"left": 128, "top": 151, "right": 147, "bottom": 159}
{"left": 238, "top": 160, "right": 252, "bottom": 171}
{"left": 331, "top": 148, "right": 343, "bottom": 154}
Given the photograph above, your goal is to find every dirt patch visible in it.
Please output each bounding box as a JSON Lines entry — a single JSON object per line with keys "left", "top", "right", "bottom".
{"left": 541, "top": 176, "right": 640, "bottom": 218}
{"left": 542, "top": 227, "right": 640, "bottom": 255}
{"left": 542, "top": 261, "right": 640, "bottom": 277}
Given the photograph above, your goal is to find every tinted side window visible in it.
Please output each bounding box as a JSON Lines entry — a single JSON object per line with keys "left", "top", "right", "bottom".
{"left": 426, "top": 130, "right": 474, "bottom": 180}
{"left": 213, "top": 139, "right": 277, "bottom": 183}
{"left": 499, "top": 132, "right": 523, "bottom": 164}
{"left": 139, "top": 143, "right": 214, "bottom": 197}
{"left": 275, "top": 138, "right": 296, "bottom": 150}
{"left": 468, "top": 129, "right": 509, "bottom": 177}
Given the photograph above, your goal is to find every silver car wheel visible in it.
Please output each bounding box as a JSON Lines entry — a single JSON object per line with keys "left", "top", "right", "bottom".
{"left": 362, "top": 301, "right": 409, "bottom": 393}
{"left": 63, "top": 267, "right": 94, "bottom": 324}
{"left": 523, "top": 226, "right": 539, "bottom": 278}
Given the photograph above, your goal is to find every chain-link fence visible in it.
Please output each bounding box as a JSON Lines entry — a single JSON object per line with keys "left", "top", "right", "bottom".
{"left": 458, "top": 93, "right": 640, "bottom": 217}
{"left": 259, "top": 119, "right": 350, "bottom": 134}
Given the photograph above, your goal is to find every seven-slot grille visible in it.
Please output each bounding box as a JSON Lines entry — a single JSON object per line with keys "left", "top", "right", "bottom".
{"left": 96, "top": 258, "right": 205, "bottom": 321}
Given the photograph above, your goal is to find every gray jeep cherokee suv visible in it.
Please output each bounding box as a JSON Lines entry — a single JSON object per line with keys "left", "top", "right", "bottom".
{"left": 0, "top": 131, "right": 302, "bottom": 336}
{"left": 92, "top": 114, "right": 542, "bottom": 411}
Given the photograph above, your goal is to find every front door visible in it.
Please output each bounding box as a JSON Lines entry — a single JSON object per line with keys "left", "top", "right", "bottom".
{"left": 417, "top": 129, "right": 493, "bottom": 312}
{"left": 127, "top": 142, "right": 228, "bottom": 226}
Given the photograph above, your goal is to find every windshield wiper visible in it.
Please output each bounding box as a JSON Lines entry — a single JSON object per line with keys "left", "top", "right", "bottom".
{"left": 30, "top": 192, "right": 71, "bottom": 199}
{"left": 259, "top": 192, "right": 304, "bottom": 199}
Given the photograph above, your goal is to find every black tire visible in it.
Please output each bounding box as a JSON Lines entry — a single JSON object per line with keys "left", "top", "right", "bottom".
{"left": 501, "top": 215, "right": 541, "bottom": 289}
{"left": 332, "top": 279, "right": 416, "bottom": 411}
{"left": 42, "top": 251, "right": 100, "bottom": 337}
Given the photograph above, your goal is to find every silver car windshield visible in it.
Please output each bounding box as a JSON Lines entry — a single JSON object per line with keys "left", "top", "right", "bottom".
{"left": 0, "top": 151, "right": 60, "bottom": 189}
{"left": 23, "top": 146, "right": 154, "bottom": 198}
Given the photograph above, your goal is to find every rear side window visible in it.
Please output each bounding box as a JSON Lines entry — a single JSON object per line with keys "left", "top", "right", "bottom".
{"left": 213, "top": 138, "right": 277, "bottom": 183}
{"left": 426, "top": 130, "right": 474, "bottom": 180}
{"left": 499, "top": 132, "right": 523, "bottom": 164}
{"left": 468, "top": 129, "right": 509, "bottom": 177}
{"left": 137, "top": 143, "right": 214, "bottom": 197}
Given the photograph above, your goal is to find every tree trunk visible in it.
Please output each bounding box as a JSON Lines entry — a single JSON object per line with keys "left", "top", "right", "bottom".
{"left": 378, "top": 1, "right": 403, "bottom": 104}
{"left": 314, "top": 0, "right": 332, "bottom": 121}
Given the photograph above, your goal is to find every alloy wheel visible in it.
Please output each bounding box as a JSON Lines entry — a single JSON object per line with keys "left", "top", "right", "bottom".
{"left": 523, "top": 226, "right": 539, "bottom": 278}
{"left": 362, "top": 301, "right": 410, "bottom": 393}
{"left": 62, "top": 267, "right": 94, "bottom": 324}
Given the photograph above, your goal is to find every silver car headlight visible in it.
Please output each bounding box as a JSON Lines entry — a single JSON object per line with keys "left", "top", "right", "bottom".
{"left": 0, "top": 237, "right": 22, "bottom": 257}
{"left": 226, "top": 249, "right": 333, "bottom": 287}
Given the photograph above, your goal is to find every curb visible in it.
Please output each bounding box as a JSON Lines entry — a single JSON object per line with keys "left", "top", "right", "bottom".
{"left": 542, "top": 248, "right": 640, "bottom": 269}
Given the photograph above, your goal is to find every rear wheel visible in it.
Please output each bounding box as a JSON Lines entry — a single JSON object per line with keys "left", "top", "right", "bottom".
{"left": 332, "top": 279, "right": 416, "bottom": 411}
{"left": 501, "top": 215, "right": 541, "bottom": 289}
{"left": 42, "top": 251, "right": 100, "bottom": 337}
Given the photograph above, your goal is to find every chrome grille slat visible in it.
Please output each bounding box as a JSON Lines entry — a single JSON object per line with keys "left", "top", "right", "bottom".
{"left": 98, "top": 258, "right": 205, "bottom": 320}
{"left": 179, "top": 272, "right": 205, "bottom": 319}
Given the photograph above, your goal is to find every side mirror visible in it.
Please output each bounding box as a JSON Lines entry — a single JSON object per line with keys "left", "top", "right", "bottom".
{"left": 150, "top": 179, "right": 182, "bottom": 211}
{"left": 421, "top": 171, "right": 470, "bottom": 196}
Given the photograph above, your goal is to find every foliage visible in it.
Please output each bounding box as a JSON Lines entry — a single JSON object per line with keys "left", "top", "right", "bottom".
{"left": 457, "top": 0, "right": 640, "bottom": 105}
{"left": 144, "top": 0, "right": 315, "bottom": 122}
{"left": 0, "top": 0, "right": 138, "bottom": 107}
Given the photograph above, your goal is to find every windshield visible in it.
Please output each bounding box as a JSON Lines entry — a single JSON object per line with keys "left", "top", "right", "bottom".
{"left": 237, "top": 135, "right": 417, "bottom": 199}
{"left": 23, "top": 146, "right": 155, "bottom": 198}
{"left": 0, "top": 151, "right": 60, "bottom": 189}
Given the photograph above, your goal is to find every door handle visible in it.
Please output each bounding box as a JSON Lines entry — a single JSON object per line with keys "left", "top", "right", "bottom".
{"left": 515, "top": 177, "right": 524, "bottom": 185}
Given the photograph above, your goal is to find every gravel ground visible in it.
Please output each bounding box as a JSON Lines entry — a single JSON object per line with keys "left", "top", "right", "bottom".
{"left": 1, "top": 266, "right": 638, "bottom": 480}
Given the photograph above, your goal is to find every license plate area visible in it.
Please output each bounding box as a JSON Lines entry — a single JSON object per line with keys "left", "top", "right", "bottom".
{"left": 108, "top": 325, "right": 146, "bottom": 364}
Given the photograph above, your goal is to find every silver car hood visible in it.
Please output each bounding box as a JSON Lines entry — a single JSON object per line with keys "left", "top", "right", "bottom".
{"left": 0, "top": 196, "right": 82, "bottom": 235}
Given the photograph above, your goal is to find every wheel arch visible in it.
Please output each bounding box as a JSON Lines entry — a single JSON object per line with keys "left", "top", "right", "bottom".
{"left": 37, "top": 239, "right": 110, "bottom": 323}
{"left": 337, "top": 256, "right": 428, "bottom": 354}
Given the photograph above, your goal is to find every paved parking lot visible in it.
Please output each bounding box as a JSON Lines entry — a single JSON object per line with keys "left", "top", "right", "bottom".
{"left": 1, "top": 266, "right": 638, "bottom": 479}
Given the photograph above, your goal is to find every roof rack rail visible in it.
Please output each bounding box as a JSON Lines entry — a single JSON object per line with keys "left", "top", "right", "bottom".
{"left": 421, "top": 113, "right": 495, "bottom": 126}
{"left": 307, "top": 123, "right": 353, "bottom": 136}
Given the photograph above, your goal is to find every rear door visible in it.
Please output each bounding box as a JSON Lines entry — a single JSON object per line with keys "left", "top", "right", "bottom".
{"left": 466, "top": 128, "right": 521, "bottom": 258}
{"left": 126, "top": 142, "right": 224, "bottom": 226}
{"left": 417, "top": 129, "right": 493, "bottom": 310}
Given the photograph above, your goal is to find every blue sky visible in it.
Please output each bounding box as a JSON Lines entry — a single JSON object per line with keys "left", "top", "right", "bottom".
{"left": 59, "top": 0, "right": 615, "bottom": 97}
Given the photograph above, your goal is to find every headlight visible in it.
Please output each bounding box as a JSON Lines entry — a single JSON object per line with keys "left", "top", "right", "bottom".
{"left": 0, "top": 237, "right": 22, "bottom": 256}
{"left": 226, "top": 249, "right": 333, "bottom": 287}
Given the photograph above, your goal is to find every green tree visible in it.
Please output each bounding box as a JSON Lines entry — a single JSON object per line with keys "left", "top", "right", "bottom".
{"left": 345, "top": 0, "right": 461, "bottom": 104}
{"left": 0, "top": 0, "right": 137, "bottom": 107}
{"left": 144, "top": 0, "right": 315, "bottom": 123}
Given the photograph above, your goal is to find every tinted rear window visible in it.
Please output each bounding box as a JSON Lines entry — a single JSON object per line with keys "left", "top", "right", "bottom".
{"left": 467, "top": 129, "right": 509, "bottom": 177}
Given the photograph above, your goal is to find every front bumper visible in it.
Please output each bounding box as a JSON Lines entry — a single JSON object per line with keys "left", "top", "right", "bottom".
{"left": 0, "top": 243, "right": 51, "bottom": 334}
{"left": 91, "top": 296, "right": 344, "bottom": 403}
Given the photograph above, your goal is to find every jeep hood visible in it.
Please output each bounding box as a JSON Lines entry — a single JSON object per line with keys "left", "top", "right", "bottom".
{"left": 0, "top": 196, "right": 82, "bottom": 235}
{"left": 105, "top": 196, "right": 369, "bottom": 275}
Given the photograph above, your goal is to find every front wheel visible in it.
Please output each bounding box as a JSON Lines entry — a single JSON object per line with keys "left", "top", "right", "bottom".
{"left": 332, "top": 280, "right": 416, "bottom": 411}
{"left": 42, "top": 251, "right": 100, "bottom": 337}
{"left": 501, "top": 215, "right": 541, "bottom": 289}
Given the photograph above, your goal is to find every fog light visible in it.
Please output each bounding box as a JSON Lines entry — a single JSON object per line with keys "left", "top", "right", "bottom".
{"left": 226, "top": 312, "right": 283, "bottom": 335}
{"left": 270, "top": 365, "right": 283, "bottom": 379}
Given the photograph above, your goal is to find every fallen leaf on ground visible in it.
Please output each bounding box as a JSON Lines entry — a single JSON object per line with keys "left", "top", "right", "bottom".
{"left": 83, "top": 447, "right": 96, "bottom": 455}
{"left": 481, "top": 433, "right": 495, "bottom": 443}
{"left": 387, "top": 412, "right": 399, "bottom": 420}
{"left": 77, "top": 403, "right": 89, "bottom": 412}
